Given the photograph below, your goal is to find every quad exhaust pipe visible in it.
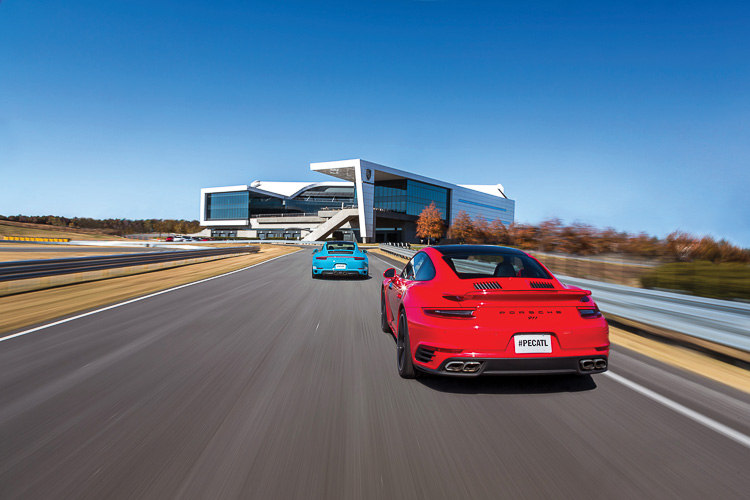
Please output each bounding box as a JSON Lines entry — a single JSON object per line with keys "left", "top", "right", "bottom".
{"left": 445, "top": 361, "right": 483, "bottom": 373}
{"left": 580, "top": 358, "right": 607, "bottom": 371}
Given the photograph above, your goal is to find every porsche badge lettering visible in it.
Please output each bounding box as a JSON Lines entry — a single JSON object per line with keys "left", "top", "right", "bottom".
{"left": 500, "top": 310, "right": 562, "bottom": 315}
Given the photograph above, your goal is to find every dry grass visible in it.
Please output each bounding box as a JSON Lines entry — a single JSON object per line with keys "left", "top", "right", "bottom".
{"left": 0, "top": 220, "right": 128, "bottom": 241}
{"left": 0, "top": 245, "right": 298, "bottom": 335}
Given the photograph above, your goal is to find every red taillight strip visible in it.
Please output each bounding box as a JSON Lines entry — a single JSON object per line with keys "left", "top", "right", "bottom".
{"left": 423, "top": 308, "right": 476, "bottom": 319}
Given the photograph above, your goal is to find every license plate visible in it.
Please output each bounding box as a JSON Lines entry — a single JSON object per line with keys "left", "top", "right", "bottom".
{"left": 514, "top": 334, "right": 552, "bottom": 353}
{"left": 334, "top": 264, "right": 346, "bottom": 270}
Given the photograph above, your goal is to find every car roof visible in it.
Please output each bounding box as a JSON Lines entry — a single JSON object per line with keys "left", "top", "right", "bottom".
{"left": 325, "top": 241, "right": 357, "bottom": 246}
{"left": 430, "top": 245, "right": 527, "bottom": 256}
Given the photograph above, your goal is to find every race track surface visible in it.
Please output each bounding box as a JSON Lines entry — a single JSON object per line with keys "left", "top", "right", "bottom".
{"left": 1, "top": 249, "right": 748, "bottom": 499}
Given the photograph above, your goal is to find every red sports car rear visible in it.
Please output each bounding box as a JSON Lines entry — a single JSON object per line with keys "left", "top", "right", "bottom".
{"left": 380, "top": 245, "right": 610, "bottom": 378}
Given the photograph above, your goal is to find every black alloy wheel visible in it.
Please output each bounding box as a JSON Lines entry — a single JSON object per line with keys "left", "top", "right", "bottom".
{"left": 397, "top": 312, "right": 419, "bottom": 379}
{"left": 381, "top": 291, "right": 392, "bottom": 333}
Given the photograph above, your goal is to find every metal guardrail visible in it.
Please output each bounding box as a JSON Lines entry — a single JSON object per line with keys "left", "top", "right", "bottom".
{"left": 558, "top": 275, "right": 750, "bottom": 354}
{"left": 376, "top": 244, "right": 750, "bottom": 355}
{"left": 0, "top": 247, "right": 260, "bottom": 282}
{"left": 377, "top": 243, "right": 415, "bottom": 260}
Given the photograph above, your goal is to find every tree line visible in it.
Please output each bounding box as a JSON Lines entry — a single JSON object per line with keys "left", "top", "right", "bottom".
{"left": 416, "top": 205, "right": 749, "bottom": 264}
{"left": 0, "top": 215, "right": 202, "bottom": 236}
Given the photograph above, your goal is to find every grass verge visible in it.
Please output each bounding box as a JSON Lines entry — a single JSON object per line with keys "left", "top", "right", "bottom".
{"left": 0, "top": 245, "right": 298, "bottom": 336}
{"left": 610, "top": 326, "right": 750, "bottom": 395}
{"left": 0, "top": 220, "right": 128, "bottom": 240}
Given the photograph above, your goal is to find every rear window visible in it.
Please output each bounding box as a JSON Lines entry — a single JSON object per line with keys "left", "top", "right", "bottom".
{"left": 442, "top": 252, "right": 552, "bottom": 280}
{"left": 326, "top": 242, "right": 356, "bottom": 253}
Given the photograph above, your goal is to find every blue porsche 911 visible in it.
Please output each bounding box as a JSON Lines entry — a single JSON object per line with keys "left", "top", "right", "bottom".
{"left": 312, "top": 241, "right": 369, "bottom": 278}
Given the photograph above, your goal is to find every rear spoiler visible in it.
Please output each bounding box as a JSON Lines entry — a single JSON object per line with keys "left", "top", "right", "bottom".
{"left": 443, "top": 289, "right": 592, "bottom": 302}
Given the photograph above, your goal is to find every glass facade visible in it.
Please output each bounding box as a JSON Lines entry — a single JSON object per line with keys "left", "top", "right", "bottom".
{"left": 374, "top": 180, "right": 449, "bottom": 219}
{"left": 205, "top": 192, "right": 250, "bottom": 220}
{"left": 205, "top": 186, "right": 356, "bottom": 220}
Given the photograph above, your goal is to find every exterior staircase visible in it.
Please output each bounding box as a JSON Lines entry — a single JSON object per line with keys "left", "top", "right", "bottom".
{"left": 301, "top": 208, "right": 359, "bottom": 241}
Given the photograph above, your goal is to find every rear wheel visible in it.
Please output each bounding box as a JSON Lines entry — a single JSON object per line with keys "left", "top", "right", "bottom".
{"left": 397, "top": 312, "right": 419, "bottom": 379}
{"left": 380, "top": 291, "right": 392, "bottom": 333}
{"left": 311, "top": 269, "right": 317, "bottom": 279}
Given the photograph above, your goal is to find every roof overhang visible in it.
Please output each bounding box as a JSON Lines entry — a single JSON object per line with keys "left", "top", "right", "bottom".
{"left": 311, "top": 159, "right": 507, "bottom": 198}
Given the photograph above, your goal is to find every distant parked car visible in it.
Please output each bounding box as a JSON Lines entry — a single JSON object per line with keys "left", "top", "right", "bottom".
{"left": 312, "top": 241, "right": 369, "bottom": 278}
{"left": 165, "top": 236, "right": 174, "bottom": 242}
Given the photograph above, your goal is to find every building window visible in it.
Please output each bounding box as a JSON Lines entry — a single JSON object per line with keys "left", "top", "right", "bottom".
{"left": 374, "top": 179, "right": 449, "bottom": 219}
{"left": 206, "top": 192, "right": 250, "bottom": 220}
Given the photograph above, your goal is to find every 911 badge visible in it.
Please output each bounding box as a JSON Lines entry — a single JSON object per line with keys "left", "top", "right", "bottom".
{"left": 514, "top": 334, "right": 552, "bottom": 353}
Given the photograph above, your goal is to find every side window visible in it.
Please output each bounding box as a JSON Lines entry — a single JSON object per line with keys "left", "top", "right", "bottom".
{"left": 401, "top": 256, "right": 418, "bottom": 280}
{"left": 415, "top": 254, "right": 436, "bottom": 281}
{"left": 411, "top": 253, "right": 425, "bottom": 279}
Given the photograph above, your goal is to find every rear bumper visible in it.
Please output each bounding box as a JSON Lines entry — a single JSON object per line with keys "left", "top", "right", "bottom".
{"left": 418, "top": 355, "right": 608, "bottom": 376}
{"left": 319, "top": 269, "right": 367, "bottom": 276}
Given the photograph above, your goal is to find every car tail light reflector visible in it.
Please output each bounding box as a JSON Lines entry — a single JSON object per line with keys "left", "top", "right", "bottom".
{"left": 424, "top": 309, "right": 476, "bottom": 319}
{"left": 315, "top": 256, "right": 327, "bottom": 260}
{"left": 354, "top": 257, "right": 365, "bottom": 260}
{"left": 578, "top": 307, "right": 602, "bottom": 318}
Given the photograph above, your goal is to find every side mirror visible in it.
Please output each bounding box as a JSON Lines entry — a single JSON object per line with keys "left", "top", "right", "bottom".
{"left": 383, "top": 268, "right": 396, "bottom": 278}
{"left": 312, "top": 249, "right": 319, "bottom": 254}
{"left": 362, "top": 249, "right": 368, "bottom": 253}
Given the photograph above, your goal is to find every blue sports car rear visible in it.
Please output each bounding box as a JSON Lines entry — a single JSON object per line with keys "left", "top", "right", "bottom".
{"left": 312, "top": 241, "right": 369, "bottom": 278}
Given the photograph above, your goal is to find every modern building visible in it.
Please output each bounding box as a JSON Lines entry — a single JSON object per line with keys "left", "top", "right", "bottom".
{"left": 199, "top": 159, "right": 515, "bottom": 243}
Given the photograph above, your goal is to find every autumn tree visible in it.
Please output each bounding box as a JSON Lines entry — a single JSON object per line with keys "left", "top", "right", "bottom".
{"left": 467, "top": 216, "right": 490, "bottom": 244}
{"left": 447, "top": 210, "right": 473, "bottom": 243}
{"left": 416, "top": 202, "right": 445, "bottom": 245}
{"left": 488, "top": 219, "right": 509, "bottom": 245}
{"left": 665, "top": 231, "right": 699, "bottom": 261}
{"left": 538, "top": 218, "right": 563, "bottom": 252}
{"left": 513, "top": 223, "right": 538, "bottom": 250}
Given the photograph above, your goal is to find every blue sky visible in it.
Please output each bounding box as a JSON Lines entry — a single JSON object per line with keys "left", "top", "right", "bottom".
{"left": 1, "top": 0, "right": 748, "bottom": 246}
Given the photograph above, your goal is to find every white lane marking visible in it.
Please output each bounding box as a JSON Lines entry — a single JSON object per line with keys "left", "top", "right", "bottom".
{"left": 0, "top": 251, "right": 298, "bottom": 344}
{"left": 605, "top": 371, "right": 750, "bottom": 450}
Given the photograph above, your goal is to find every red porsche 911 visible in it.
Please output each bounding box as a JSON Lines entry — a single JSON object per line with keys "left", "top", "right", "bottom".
{"left": 380, "top": 245, "right": 610, "bottom": 378}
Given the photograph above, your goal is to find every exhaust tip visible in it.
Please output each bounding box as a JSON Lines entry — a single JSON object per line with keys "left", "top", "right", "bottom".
{"left": 580, "top": 359, "right": 594, "bottom": 371}
{"left": 445, "top": 361, "right": 465, "bottom": 372}
{"left": 594, "top": 359, "right": 607, "bottom": 369}
{"left": 463, "top": 361, "right": 481, "bottom": 373}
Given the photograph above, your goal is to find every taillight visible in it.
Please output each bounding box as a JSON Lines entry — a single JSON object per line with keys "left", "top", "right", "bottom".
{"left": 354, "top": 257, "right": 365, "bottom": 260}
{"left": 423, "top": 309, "right": 476, "bottom": 319}
{"left": 315, "top": 256, "right": 327, "bottom": 260}
{"left": 578, "top": 307, "right": 602, "bottom": 318}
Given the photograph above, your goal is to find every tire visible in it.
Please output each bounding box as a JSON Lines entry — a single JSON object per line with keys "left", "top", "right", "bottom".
{"left": 381, "top": 291, "right": 392, "bottom": 333}
{"left": 397, "top": 311, "right": 419, "bottom": 379}
{"left": 311, "top": 269, "right": 317, "bottom": 279}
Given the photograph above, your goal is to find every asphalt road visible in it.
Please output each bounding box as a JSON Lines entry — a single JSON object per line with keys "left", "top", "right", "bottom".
{"left": 1, "top": 249, "right": 748, "bottom": 499}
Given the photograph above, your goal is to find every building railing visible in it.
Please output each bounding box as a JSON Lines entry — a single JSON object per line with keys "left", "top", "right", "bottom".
{"left": 256, "top": 212, "right": 320, "bottom": 218}
{"left": 255, "top": 205, "right": 358, "bottom": 219}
